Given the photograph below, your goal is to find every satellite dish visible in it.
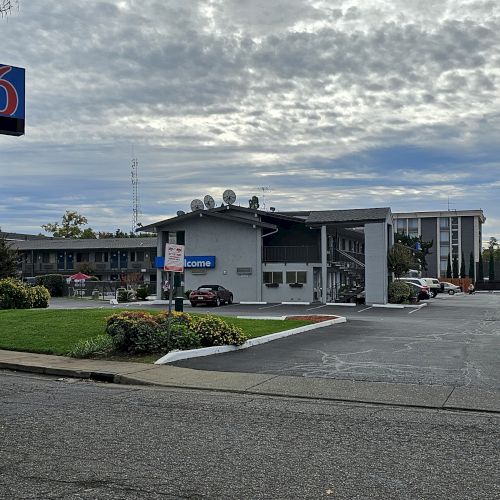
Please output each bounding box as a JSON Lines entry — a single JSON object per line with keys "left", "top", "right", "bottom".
{"left": 190, "top": 199, "right": 204, "bottom": 211}
{"left": 204, "top": 195, "right": 215, "bottom": 209}
{"left": 223, "top": 189, "right": 236, "bottom": 205}
{"left": 176, "top": 210, "right": 186, "bottom": 217}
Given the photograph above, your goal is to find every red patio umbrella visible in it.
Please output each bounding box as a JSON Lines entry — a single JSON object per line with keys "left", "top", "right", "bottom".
{"left": 68, "top": 272, "right": 91, "bottom": 280}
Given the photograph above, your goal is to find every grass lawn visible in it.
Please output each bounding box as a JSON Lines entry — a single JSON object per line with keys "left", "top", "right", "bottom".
{"left": 0, "top": 308, "right": 312, "bottom": 357}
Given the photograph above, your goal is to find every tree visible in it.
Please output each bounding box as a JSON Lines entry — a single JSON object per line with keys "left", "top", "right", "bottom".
{"left": 0, "top": 229, "right": 18, "bottom": 278}
{"left": 488, "top": 252, "right": 495, "bottom": 281}
{"left": 460, "top": 251, "right": 466, "bottom": 278}
{"left": 388, "top": 243, "right": 413, "bottom": 278}
{"left": 452, "top": 256, "right": 459, "bottom": 278}
{"left": 446, "top": 254, "right": 452, "bottom": 278}
{"left": 248, "top": 196, "right": 260, "bottom": 210}
{"left": 42, "top": 211, "right": 96, "bottom": 238}
{"left": 394, "top": 233, "right": 433, "bottom": 271}
{"left": 0, "top": 0, "right": 18, "bottom": 18}
{"left": 468, "top": 251, "right": 475, "bottom": 279}
{"left": 478, "top": 252, "right": 484, "bottom": 281}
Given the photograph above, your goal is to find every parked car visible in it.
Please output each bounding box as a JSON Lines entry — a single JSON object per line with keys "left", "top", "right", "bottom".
{"left": 400, "top": 278, "right": 441, "bottom": 298}
{"left": 189, "top": 285, "right": 233, "bottom": 307}
{"left": 420, "top": 278, "right": 441, "bottom": 298}
{"left": 404, "top": 281, "right": 431, "bottom": 301}
{"left": 440, "top": 281, "right": 462, "bottom": 295}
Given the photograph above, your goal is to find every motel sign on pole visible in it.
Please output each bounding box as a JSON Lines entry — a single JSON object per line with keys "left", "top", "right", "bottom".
{"left": 0, "top": 64, "right": 25, "bottom": 136}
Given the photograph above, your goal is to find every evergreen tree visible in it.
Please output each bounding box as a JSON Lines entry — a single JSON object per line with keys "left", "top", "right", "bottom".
{"left": 452, "top": 256, "right": 459, "bottom": 278}
{"left": 446, "top": 253, "right": 452, "bottom": 278}
{"left": 478, "top": 252, "right": 484, "bottom": 281}
{"left": 489, "top": 252, "right": 495, "bottom": 281}
{"left": 0, "top": 229, "right": 18, "bottom": 279}
{"left": 468, "top": 252, "right": 475, "bottom": 279}
{"left": 460, "top": 251, "right": 466, "bottom": 278}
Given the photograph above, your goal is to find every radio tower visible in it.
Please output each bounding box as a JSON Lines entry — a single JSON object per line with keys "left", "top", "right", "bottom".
{"left": 131, "top": 156, "right": 140, "bottom": 233}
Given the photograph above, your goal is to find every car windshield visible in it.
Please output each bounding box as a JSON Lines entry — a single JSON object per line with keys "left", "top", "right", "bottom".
{"left": 198, "top": 285, "right": 217, "bottom": 291}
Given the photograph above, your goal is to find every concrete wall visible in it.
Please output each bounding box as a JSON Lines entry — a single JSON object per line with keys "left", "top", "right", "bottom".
{"left": 156, "top": 216, "right": 260, "bottom": 302}
{"left": 365, "top": 222, "right": 389, "bottom": 304}
{"left": 261, "top": 262, "right": 318, "bottom": 303}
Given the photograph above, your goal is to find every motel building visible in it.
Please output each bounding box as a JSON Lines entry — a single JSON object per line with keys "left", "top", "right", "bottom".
{"left": 139, "top": 205, "right": 394, "bottom": 305}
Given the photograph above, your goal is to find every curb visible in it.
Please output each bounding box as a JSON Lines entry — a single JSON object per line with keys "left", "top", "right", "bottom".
{"left": 155, "top": 316, "right": 346, "bottom": 364}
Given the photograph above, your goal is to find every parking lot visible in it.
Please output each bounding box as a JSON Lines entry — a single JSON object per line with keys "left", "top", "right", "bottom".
{"left": 172, "top": 293, "right": 500, "bottom": 390}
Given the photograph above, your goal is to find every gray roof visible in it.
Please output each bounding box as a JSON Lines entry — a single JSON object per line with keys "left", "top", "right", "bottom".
{"left": 11, "top": 237, "right": 157, "bottom": 251}
{"left": 306, "top": 207, "right": 392, "bottom": 225}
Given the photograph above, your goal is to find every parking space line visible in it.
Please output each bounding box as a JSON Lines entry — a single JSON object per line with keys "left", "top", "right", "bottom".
{"left": 258, "top": 304, "right": 283, "bottom": 310}
{"left": 357, "top": 306, "right": 373, "bottom": 313}
{"left": 306, "top": 304, "right": 328, "bottom": 311}
{"left": 408, "top": 307, "right": 423, "bottom": 314}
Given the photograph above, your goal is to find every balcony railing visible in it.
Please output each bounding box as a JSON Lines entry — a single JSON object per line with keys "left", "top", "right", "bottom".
{"left": 263, "top": 245, "right": 320, "bottom": 263}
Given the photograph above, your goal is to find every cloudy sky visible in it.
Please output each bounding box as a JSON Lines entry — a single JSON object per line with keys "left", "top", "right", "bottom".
{"left": 1, "top": 0, "right": 499, "bottom": 243}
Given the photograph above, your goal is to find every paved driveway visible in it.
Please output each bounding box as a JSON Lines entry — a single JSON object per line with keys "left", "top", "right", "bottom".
{"left": 174, "top": 293, "right": 500, "bottom": 390}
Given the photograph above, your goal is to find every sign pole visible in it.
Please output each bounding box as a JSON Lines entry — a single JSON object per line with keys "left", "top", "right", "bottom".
{"left": 166, "top": 271, "right": 174, "bottom": 347}
{"left": 163, "top": 242, "right": 184, "bottom": 348}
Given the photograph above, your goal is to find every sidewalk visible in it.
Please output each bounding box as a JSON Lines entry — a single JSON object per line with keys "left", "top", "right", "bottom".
{"left": 1, "top": 349, "right": 499, "bottom": 413}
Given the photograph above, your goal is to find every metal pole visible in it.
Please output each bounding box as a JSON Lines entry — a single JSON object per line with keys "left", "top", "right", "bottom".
{"left": 166, "top": 271, "right": 174, "bottom": 348}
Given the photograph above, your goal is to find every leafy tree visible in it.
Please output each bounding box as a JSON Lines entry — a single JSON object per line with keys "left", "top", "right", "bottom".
{"left": 446, "top": 254, "right": 452, "bottom": 278}
{"left": 394, "top": 234, "right": 433, "bottom": 271}
{"left": 75, "top": 262, "right": 96, "bottom": 275}
{"left": 460, "top": 251, "right": 466, "bottom": 278}
{"left": 0, "top": 229, "right": 18, "bottom": 279}
{"left": 388, "top": 243, "right": 413, "bottom": 278}
{"left": 42, "top": 211, "right": 96, "bottom": 239}
{"left": 0, "top": 0, "right": 18, "bottom": 18}
{"left": 248, "top": 196, "right": 260, "bottom": 210}
{"left": 468, "top": 252, "right": 475, "bottom": 279}
{"left": 452, "top": 256, "right": 459, "bottom": 278}
{"left": 478, "top": 252, "right": 484, "bottom": 281}
{"left": 488, "top": 252, "right": 495, "bottom": 281}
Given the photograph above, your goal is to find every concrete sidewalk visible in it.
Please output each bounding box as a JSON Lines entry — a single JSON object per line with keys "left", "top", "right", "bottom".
{"left": 1, "top": 349, "right": 499, "bottom": 413}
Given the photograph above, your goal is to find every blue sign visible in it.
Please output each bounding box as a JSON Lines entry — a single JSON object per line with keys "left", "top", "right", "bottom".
{"left": 0, "top": 64, "right": 25, "bottom": 119}
{"left": 0, "top": 64, "right": 25, "bottom": 136}
{"left": 155, "top": 256, "right": 216, "bottom": 269}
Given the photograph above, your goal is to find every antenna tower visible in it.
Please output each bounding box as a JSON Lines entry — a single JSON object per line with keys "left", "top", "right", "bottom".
{"left": 131, "top": 156, "right": 140, "bottom": 232}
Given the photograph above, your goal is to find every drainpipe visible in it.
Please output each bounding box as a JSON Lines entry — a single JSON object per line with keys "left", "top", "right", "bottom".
{"left": 321, "top": 225, "right": 327, "bottom": 304}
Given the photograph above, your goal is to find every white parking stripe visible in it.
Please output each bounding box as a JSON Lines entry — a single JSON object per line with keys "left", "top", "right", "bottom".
{"left": 258, "top": 303, "right": 283, "bottom": 310}
{"left": 408, "top": 307, "right": 423, "bottom": 314}
{"left": 306, "top": 304, "right": 328, "bottom": 311}
{"left": 357, "top": 306, "right": 374, "bottom": 313}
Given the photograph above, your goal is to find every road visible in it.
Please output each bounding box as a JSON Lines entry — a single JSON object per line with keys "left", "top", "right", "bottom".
{"left": 173, "top": 293, "right": 500, "bottom": 390}
{"left": 1, "top": 371, "right": 499, "bottom": 499}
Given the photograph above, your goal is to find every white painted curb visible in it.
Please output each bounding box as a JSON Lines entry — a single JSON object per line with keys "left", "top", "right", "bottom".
{"left": 326, "top": 302, "right": 356, "bottom": 307}
{"left": 236, "top": 315, "right": 287, "bottom": 320}
{"left": 155, "top": 316, "right": 347, "bottom": 364}
{"left": 239, "top": 301, "right": 267, "bottom": 305}
{"left": 281, "top": 301, "right": 310, "bottom": 305}
{"left": 372, "top": 303, "right": 404, "bottom": 309}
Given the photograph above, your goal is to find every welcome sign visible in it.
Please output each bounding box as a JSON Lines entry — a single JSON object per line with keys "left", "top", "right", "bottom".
{"left": 155, "top": 255, "right": 216, "bottom": 269}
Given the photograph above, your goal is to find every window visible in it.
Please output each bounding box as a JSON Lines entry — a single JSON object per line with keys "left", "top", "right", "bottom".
{"left": 286, "top": 271, "right": 307, "bottom": 284}
{"left": 94, "top": 252, "right": 109, "bottom": 263}
{"left": 396, "top": 219, "right": 406, "bottom": 233}
{"left": 41, "top": 253, "right": 50, "bottom": 264}
{"left": 263, "top": 271, "right": 283, "bottom": 284}
{"left": 440, "top": 217, "right": 449, "bottom": 229}
{"left": 440, "top": 231, "right": 450, "bottom": 243}
{"left": 130, "top": 251, "right": 144, "bottom": 262}
{"left": 76, "top": 252, "right": 89, "bottom": 263}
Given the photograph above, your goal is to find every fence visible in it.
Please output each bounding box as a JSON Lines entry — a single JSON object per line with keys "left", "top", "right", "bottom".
{"left": 64, "top": 281, "right": 156, "bottom": 300}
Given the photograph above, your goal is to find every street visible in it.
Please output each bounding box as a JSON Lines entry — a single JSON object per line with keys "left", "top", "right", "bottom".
{"left": 1, "top": 371, "right": 498, "bottom": 499}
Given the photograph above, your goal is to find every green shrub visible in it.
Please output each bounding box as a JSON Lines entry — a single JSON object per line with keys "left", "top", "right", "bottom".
{"left": 184, "top": 289, "right": 192, "bottom": 298}
{"left": 389, "top": 281, "right": 411, "bottom": 303}
{"left": 117, "top": 288, "right": 134, "bottom": 303}
{"left": 0, "top": 278, "right": 32, "bottom": 309}
{"left": 29, "top": 285, "right": 51, "bottom": 308}
{"left": 135, "top": 286, "right": 149, "bottom": 300}
{"left": 68, "top": 335, "right": 114, "bottom": 358}
{"left": 192, "top": 314, "right": 248, "bottom": 346}
{"left": 35, "top": 274, "right": 65, "bottom": 297}
{"left": 105, "top": 311, "right": 165, "bottom": 353}
{"left": 169, "top": 323, "right": 201, "bottom": 351}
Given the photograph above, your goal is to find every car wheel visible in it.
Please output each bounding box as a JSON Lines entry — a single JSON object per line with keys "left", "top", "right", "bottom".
{"left": 431, "top": 291, "right": 437, "bottom": 298}
{"left": 190, "top": 301, "right": 197, "bottom": 307}
{"left": 216, "top": 298, "right": 221, "bottom": 307}
{"left": 448, "top": 290, "right": 455, "bottom": 295}
{"left": 228, "top": 295, "right": 233, "bottom": 305}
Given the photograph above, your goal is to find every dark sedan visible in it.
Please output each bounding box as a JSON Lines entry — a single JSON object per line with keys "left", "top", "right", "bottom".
{"left": 189, "top": 285, "right": 233, "bottom": 307}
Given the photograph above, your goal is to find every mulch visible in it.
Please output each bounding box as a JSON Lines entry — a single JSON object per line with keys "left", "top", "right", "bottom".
{"left": 286, "top": 315, "right": 339, "bottom": 323}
